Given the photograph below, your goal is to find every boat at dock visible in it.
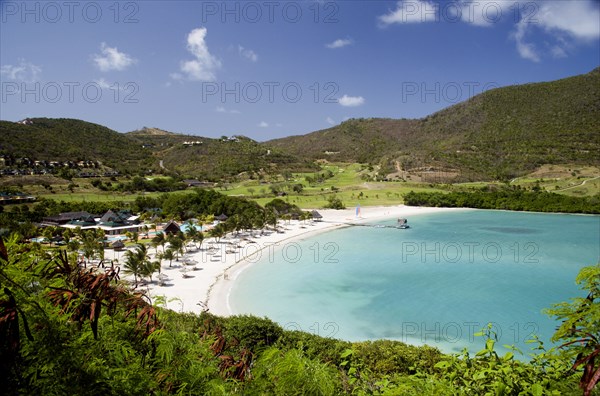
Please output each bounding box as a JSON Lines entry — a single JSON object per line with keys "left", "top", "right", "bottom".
{"left": 397, "top": 218, "right": 410, "bottom": 229}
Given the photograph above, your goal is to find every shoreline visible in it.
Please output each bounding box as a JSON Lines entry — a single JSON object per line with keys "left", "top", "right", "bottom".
{"left": 147, "top": 205, "right": 469, "bottom": 316}
{"left": 105, "top": 205, "right": 597, "bottom": 318}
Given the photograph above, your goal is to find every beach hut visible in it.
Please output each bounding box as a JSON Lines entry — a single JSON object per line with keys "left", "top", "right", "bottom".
{"left": 215, "top": 213, "right": 229, "bottom": 222}
{"left": 111, "top": 240, "right": 125, "bottom": 250}
{"left": 163, "top": 220, "right": 181, "bottom": 235}
{"left": 311, "top": 210, "right": 323, "bottom": 222}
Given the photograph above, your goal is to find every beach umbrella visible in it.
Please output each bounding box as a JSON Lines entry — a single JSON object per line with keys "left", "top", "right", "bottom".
{"left": 111, "top": 240, "right": 125, "bottom": 250}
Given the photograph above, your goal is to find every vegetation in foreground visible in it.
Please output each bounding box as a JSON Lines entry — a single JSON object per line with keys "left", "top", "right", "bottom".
{"left": 0, "top": 233, "right": 598, "bottom": 395}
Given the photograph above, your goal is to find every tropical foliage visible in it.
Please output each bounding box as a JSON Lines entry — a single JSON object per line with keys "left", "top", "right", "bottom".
{"left": 403, "top": 188, "right": 600, "bottom": 214}
{"left": 0, "top": 233, "right": 597, "bottom": 394}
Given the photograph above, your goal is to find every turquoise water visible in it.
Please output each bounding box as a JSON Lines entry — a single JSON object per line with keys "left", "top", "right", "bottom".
{"left": 179, "top": 223, "right": 204, "bottom": 233}
{"left": 230, "top": 210, "right": 599, "bottom": 356}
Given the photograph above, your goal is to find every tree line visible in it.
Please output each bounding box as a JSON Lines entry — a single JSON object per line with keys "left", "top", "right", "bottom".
{"left": 403, "top": 188, "right": 600, "bottom": 214}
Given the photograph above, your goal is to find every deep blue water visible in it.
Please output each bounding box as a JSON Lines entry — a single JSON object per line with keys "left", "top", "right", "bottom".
{"left": 230, "top": 210, "right": 600, "bottom": 357}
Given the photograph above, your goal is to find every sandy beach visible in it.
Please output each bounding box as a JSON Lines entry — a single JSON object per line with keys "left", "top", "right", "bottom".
{"left": 106, "top": 205, "right": 464, "bottom": 316}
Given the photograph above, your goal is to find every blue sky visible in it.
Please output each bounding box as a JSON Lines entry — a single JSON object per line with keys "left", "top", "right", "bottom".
{"left": 1, "top": 0, "right": 598, "bottom": 140}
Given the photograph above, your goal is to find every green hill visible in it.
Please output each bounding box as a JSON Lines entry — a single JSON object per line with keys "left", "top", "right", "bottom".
{"left": 0, "top": 121, "right": 315, "bottom": 179}
{"left": 267, "top": 68, "right": 600, "bottom": 180}
{"left": 0, "top": 118, "right": 153, "bottom": 173}
{"left": 1, "top": 69, "right": 598, "bottom": 181}
{"left": 126, "top": 128, "right": 317, "bottom": 180}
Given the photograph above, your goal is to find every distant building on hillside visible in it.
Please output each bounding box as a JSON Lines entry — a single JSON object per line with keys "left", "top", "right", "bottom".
{"left": 0, "top": 192, "right": 36, "bottom": 204}
{"left": 183, "top": 141, "right": 203, "bottom": 147}
{"left": 183, "top": 179, "right": 203, "bottom": 187}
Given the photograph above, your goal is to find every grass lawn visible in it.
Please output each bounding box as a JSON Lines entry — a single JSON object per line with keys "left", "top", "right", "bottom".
{"left": 7, "top": 163, "right": 596, "bottom": 208}
{"left": 220, "top": 163, "right": 447, "bottom": 208}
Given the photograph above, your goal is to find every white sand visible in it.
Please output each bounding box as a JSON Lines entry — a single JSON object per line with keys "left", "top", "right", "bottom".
{"left": 107, "top": 206, "right": 464, "bottom": 316}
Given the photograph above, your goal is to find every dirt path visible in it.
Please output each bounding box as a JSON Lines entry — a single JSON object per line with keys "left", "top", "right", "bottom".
{"left": 554, "top": 176, "right": 600, "bottom": 192}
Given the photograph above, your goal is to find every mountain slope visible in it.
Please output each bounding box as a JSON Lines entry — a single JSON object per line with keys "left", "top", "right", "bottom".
{"left": 0, "top": 118, "right": 153, "bottom": 172}
{"left": 1, "top": 69, "right": 598, "bottom": 181}
{"left": 268, "top": 68, "right": 600, "bottom": 180}
{"left": 126, "top": 129, "right": 317, "bottom": 180}
{"left": 0, "top": 121, "right": 315, "bottom": 179}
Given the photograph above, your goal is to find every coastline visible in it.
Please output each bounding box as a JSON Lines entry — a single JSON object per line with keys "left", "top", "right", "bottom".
{"left": 128, "top": 205, "right": 466, "bottom": 317}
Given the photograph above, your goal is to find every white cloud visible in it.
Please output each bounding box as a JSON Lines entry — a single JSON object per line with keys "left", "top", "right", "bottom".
{"left": 378, "top": 0, "right": 516, "bottom": 27}
{"left": 176, "top": 27, "right": 221, "bottom": 82}
{"left": 95, "top": 78, "right": 130, "bottom": 90}
{"left": 510, "top": 1, "right": 600, "bottom": 62}
{"left": 0, "top": 59, "right": 41, "bottom": 83}
{"left": 326, "top": 117, "right": 336, "bottom": 125}
{"left": 513, "top": 20, "right": 540, "bottom": 62}
{"left": 95, "top": 78, "right": 112, "bottom": 89}
{"left": 338, "top": 95, "right": 365, "bottom": 107}
{"left": 378, "top": 0, "right": 438, "bottom": 25}
{"left": 238, "top": 45, "right": 258, "bottom": 62}
{"left": 93, "top": 43, "right": 136, "bottom": 72}
{"left": 378, "top": 1, "right": 600, "bottom": 62}
{"left": 216, "top": 106, "right": 241, "bottom": 114}
{"left": 535, "top": 1, "right": 600, "bottom": 40}
{"left": 326, "top": 38, "right": 353, "bottom": 49}
{"left": 258, "top": 121, "right": 269, "bottom": 128}
{"left": 550, "top": 45, "right": 567, "bottom": 59}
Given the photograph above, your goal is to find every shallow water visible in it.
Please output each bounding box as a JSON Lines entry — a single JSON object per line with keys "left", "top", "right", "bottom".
{"left": 230, "top": 210, "right": 600, "bottom": 356}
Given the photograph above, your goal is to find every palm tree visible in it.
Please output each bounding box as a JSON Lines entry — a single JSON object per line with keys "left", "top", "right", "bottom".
{"left": 141, "top": 260, "right": 161, "bottom": 282}
{"left": 151, "top": 232, "right": 166, "bottom": 253}
{"left": 42, "top": 227, "right": 54, "bottom": 246}
{"left": 252, "top": 211, "right": 266, "bottom": 233}
{"left": 162, "top": 248, "right": 175, "bottom": 267}
{"left": 228, "top": 214, "right": 241, "bottom": 235}
{"left": 62, "top": 228, "right": 73, "bottom": 243}
{"left": 168, "top": 235, "right": 185, "bottom": 260}
{"left": 81, "top": 236, "right": 98, "bottom": 263}
{"left": 300, "top": 211, "right": 311, "bottom": 224}
{"left": 123, "top": 249, "right": 142, "bottom": 286}
{"left": 265, "top": 210, "right": 278, "bottom": 230}
{"left": 193, "top": 232, "right": 204, "bottom": 251}
{"left": 123, "top": 244, "right": 150, "bottom": 286}
{"left": 209, "top": 224, "right": 226, "bottom": 244}
{"left": 67, "top": 239, "right": 80, "bottom": 253}
{"left": 185, "top": 223, "right": 198, "bottom": 249}
{"left": 281, "top": 214, "right": 292, "bottom": 225}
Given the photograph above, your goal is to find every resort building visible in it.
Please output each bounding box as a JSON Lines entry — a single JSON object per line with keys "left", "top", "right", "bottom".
{"left": 163, "top": 220, "right": 181, "bottom": 235}
{"left": 42, "top": 210, "right": 144, "bottom": 235}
